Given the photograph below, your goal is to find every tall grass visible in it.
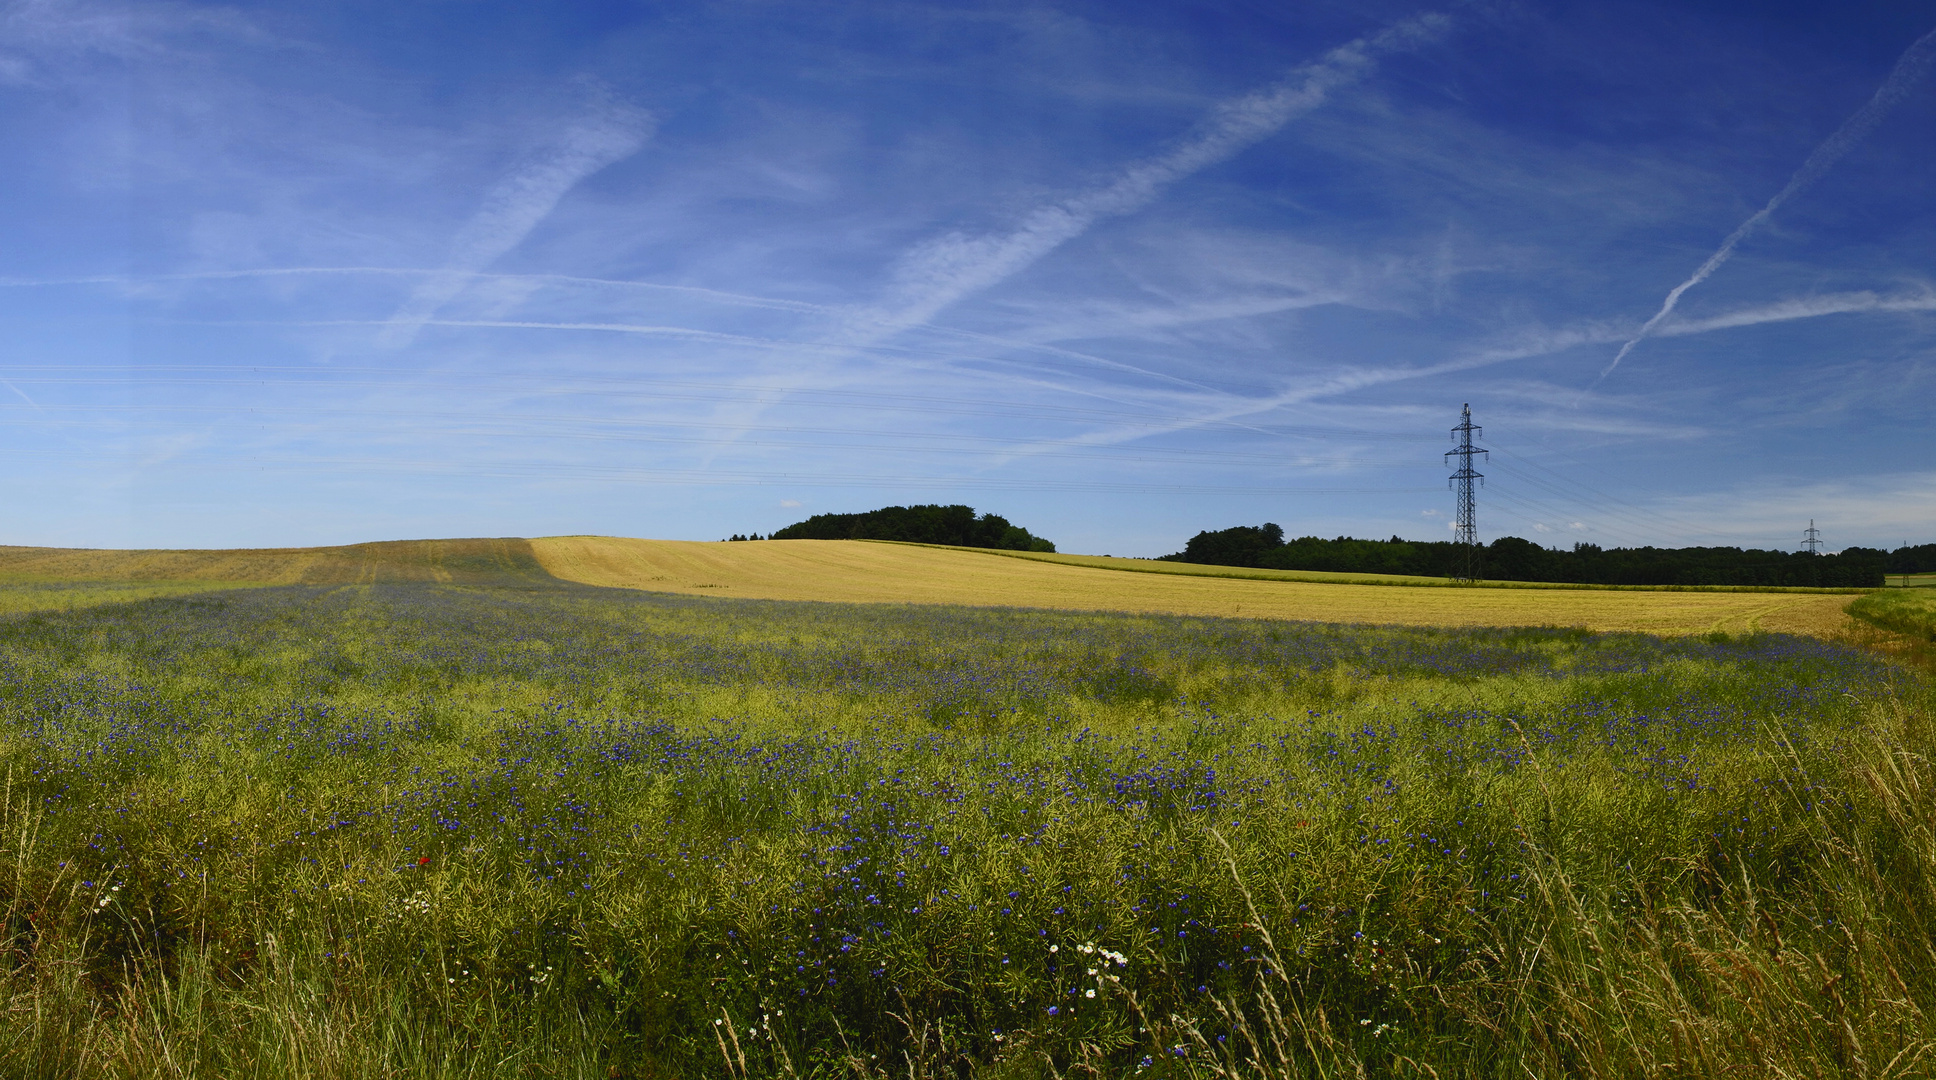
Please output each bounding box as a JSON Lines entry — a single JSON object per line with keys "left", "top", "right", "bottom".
{"left": 1850, "top": 588, "right": 1936, "bottom": 642}
{"left": 0, "top": 582, "right": 1928, "bottom": 1077}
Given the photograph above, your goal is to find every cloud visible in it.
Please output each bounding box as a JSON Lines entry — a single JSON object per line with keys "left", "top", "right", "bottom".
{"left": 0, "top": 266, "right": 834, "bottom": 318}
{"left": 1658, "top": 287, "right": 1936, "bottom": 336}
{"left": 779, "top": 499, "right": 802, "bottom": 508}
{"left": 1009, "top": 291, "right": 1353, "bottom": 345}
{"left": 378, "top": 90, "right": 655, "bottom": 347}
{"left": 0, "top": 0, "right": 268, "bottom": 84}
{"left": 1592, "top": 21, "right": 1936, "bottom": 389}
{"left": 995, "top": 270, "right": 1933, "bottom": 451}
{"left": 1342, "top": 283, "right": 1936, "bottom": 400}
{"left": 841, "top": 9, "right": 1451, "bottom": 342}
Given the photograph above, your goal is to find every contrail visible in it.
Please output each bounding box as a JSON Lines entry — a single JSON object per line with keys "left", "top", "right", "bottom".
{"left": 379, "top": 91, "right": 654, "bottom": 347}
{"left": 845, "top": 9, "right": 1451, "bottom": 342}
{"left": 0, "top": 378, "right": 37, "bottom": 408}
{"left": 685, "top": 11, "right": 1452, "bottom": 462}
{"left": 1590, "top": 22, "right": 1936, "bottom": 391}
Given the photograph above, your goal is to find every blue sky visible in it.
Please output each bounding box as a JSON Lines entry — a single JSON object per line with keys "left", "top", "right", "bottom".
{"left": 1, "top": 0, "right": 1931, "bottom": 556}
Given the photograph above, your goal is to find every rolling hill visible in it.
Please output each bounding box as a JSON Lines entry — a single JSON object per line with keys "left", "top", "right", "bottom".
{"left": 0, "top": 534, "right": 1863, "bottom": 637}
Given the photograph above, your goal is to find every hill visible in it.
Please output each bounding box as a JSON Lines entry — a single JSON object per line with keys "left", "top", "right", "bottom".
{"left": 0, "top": 535, "right": 1864, "bottom": 637}
{"left": 528, "top": 536, "right": 1855, "bottom": 637}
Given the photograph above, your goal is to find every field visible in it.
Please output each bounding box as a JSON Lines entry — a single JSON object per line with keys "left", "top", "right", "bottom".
{"left": 0, "top": 535, "right": 1930, "bottom": 1078}
{"left": 1, "top": 537, "right": 1860, "bottom": 638}
{"left": 0, "top": 538, "right": 549, "bottom": 587}
{"left": 1848, "top": 587, "right": 1936, "bottom": 644}
{"left": 527, "top": 537, "right": 1859, "bottom": 637}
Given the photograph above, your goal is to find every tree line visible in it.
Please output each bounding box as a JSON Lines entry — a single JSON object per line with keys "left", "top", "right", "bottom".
{"left": 1157, "top": 524, "right": 1928, "bottom": 588}
{"left": 760, "top": 505, "right": 1056, "bottom": 551}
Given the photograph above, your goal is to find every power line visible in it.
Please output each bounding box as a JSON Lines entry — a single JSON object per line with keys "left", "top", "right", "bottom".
{"left": 1445, "top": 404, "right": 1487, "bottom": 581}
{"left": 1482, "top": 424, "right": 1741, "bottom": 543}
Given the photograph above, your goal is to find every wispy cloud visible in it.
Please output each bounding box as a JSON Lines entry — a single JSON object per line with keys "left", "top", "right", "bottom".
{"left": 378, "top": 90, "right": 655, "bottom": 347}
{"left": 1591, "top": 21, "right": 1936, "bottom": 390}
{"left": 1659, "top": 287, "right": 1936, "bottom": 336}
{"left": 661, "top": 10, "right": 1457, "bottom": 467}
{"left": 842, "top": 10, "right": 1452, "bottom": 343}
{"left": 0, "top": 0, "right": 268, "bottom": 84}
{"left": 1389, "top": 284, "right": 1936, "bottom": 382}
{"left": 4, "top": 2, "right": 1928, "bottom": 552}
{"left": 0, "top": 266, "right": 832, "bottom": 318}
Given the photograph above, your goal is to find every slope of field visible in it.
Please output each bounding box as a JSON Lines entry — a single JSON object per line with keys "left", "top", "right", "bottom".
{"left": 0, "top": 537, "right": 551, "bottom": 586}
{"left": 530, "top": 536, "right": 1856, "bottom": 636}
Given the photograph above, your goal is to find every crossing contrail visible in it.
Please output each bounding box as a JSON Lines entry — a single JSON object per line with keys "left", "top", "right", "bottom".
{"left": 1588, "top": 22, "right": 1936, "bottom": 393}
{"left": 379, "top": 92, "right": 654, "bottom": 348}
{"left": 845, "top": 9, "right": 1452, "bottom": 343}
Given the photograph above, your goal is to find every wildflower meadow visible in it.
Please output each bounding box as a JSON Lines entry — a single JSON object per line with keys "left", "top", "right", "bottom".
{"left": 2, "top": 580, "right": 1932, "bottom": 1077}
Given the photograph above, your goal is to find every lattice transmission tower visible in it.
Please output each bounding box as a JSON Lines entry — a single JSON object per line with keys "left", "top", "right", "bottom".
{"left": 1446, "top": 403, "right": 1488, "bottom": 582}
{"left": 1800, "top": 519, "right": 1823, "bottom": 555}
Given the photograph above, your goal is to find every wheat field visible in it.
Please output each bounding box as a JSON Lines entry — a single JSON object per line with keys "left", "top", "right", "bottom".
{"left": 528, "top": 536, "right": 1858, "bottom": 636}
{"left": 0, "top": 535, "right": 1860, "bottom": 636}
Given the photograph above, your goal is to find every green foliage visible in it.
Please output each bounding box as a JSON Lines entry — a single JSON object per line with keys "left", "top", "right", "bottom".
{"left": 1163, "top": 526, "right": 1897, "bottom": 586}
{"left": 768, "top": 504, "right": 1055, "bottom": 552}
{"left": 1886, "top": 542, "right": 1936, "bottom": 574}
{"left": 0, "top": 582, "right": 1929, "bottom": 1077}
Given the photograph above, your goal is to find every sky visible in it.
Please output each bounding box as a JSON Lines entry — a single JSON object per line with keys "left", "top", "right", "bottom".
{"left": 1, "top": 0, "right": 1932, "bottom": 557}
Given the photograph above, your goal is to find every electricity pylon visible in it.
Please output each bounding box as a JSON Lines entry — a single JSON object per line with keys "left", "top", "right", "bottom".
{"left": 1800, "top": 519, "right": 1823, "bottom": 555}
{"left": 1446, "top": 403, "right": 1487, "bottom": 582}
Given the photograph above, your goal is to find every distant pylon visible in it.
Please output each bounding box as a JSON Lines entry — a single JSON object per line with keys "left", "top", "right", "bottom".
{"left": 1445, "top": 403, "right": 1487, "bottom": 582}
{"left": 1800, "top": 519, "right": 1823, "bottom": 555}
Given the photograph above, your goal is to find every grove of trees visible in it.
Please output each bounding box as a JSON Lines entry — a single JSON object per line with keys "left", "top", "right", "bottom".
{"left": 766, "top": 505, "right": 1056, "bottom": 552}
{"left": 1158, "top": 524, "right": 1916, "bottom": 588}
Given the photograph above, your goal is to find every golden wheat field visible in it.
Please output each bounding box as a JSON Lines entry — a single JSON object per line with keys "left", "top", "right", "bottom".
{"left": 533, "top": 536, "right": 1856, "bottom": 636}
{"left": 0, "top": 535, "right": 1860, "bottom": 636}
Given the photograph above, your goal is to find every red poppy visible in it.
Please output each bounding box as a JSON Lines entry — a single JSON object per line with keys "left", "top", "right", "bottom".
{"left": 417, "top": 856, "right": 431, "bottom": 866}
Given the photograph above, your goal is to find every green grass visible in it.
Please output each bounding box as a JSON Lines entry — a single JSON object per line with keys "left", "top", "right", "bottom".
{"left": 0, "top": 580, "right": 1930, "bottom": 1078}
{"left": 1851, "top": 587, "right": 1936, "bottom": 643}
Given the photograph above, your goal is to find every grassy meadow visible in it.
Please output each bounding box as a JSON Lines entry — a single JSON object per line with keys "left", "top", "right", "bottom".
{"left": 0, "top": 556, "right": 1931, "bottom": 1078}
